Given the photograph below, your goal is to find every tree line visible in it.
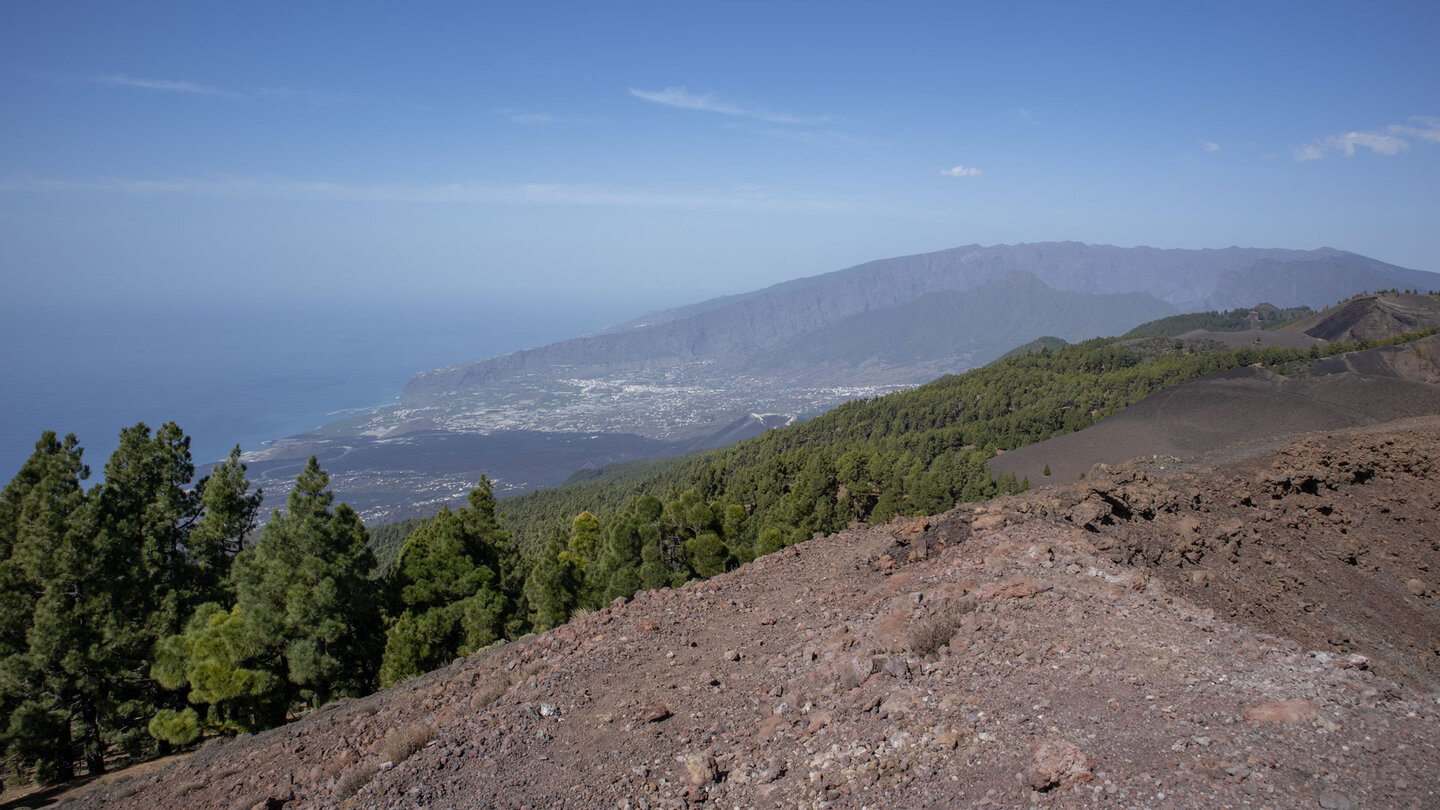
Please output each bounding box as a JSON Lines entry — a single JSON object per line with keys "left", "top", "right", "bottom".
{"left": 0, "top": 426, "right": 526, "bottom": 784}
{"left": 504, "top": 328, "right": 1439, "bottom": 629}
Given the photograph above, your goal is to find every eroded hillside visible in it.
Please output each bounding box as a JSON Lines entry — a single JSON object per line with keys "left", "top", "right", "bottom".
{"left": 61, "top": 418, "right": 1440, "bottom": 809}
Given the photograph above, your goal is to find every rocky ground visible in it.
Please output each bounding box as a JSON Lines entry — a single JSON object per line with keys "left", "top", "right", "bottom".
{"left": 994, "top": 416, "right": 1440, "bottom": 690}
{"left": 53, "top": 418, "right": 1440, "bottom": 809}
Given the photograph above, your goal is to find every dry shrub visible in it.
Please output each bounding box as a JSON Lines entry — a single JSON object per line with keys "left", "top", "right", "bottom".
{"left": 906, "top": 619, "right": 956, "bottom": 660}
{"left": 520, "top": 659, "right": 549, "bottom": 681}
{"left": 108, "top": 777, "right": 143, "bottom": 801}
{"left": 382, "top": 722, "right": 433, "bottom": 765}
{"left": 907, "top": 595, "right": 979, "bottom": 658}
{"left": 333, "top": 763, "right": 379, "bottom": 801}
{"left": 471, "top": 673, "right": 512, "bottom": 710}
{"left": 322, "top": 750, "right": 359, "bottom": 781}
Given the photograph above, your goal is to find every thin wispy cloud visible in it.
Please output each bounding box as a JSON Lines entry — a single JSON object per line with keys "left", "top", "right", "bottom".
{"left": 629, "top": 86, "right": 830, "bottom": 126}
{"left": 494, "top": 108, "right": 610, "bottom": 126}
{"left": 498, "top": 108, "right": 558, "bottom": 125}
{"left": 0, "top": 175, "right": 857, "bottom": 212}
{"left": 1200, "top": 140, "right": 1221, "bottom": 152}
{"left": 939, "top": 165, "right": 983, "bottom": 178}
{"left": 28, "top": 69, "right": 345, "bottom": 105}
{"left": 757, "top": 127, "right": 864, "bottom": 148}
{"left": 93, "top": 72, "right": 241, "bottom": 97}
{"left": 1294, "top": 115, "right": 1440, "bottom": 161}
{"left": 255, "top": 86, "right": 354, "bottom": 106}
{"left": 1387, "top": 115, "right": 1440, "bottom": 143}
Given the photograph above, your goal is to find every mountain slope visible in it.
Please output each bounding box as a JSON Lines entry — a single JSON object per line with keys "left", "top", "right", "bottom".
{"left": 1209, "top": 254, "right": 1440, "bottom": 311}
{"left": 1281, "top": 291, "right": 1440, "bottom": 342}
{"left": 991, "top": 295, "right": 1440, "bottom": 484}
{"left": 1120, "top": 303, "right": 1313, "bottom": 339}
{"left": 752, "top": 270, "right": 1176, "bottom": 383}
{"left": 264, "top": 247, "right": 1436, "bottom": 527}
{"left": 399, "top": 242, "right": 1434, "bottom": 413}
{"left": 59, "top": 419, "right": 1440, "bottom": 810}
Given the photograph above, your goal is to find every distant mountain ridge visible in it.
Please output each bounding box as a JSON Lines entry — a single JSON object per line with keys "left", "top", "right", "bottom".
{"left": 402, "top": 242, "right": 1436, "bottom": 408}
{"left": 256, "top": 253, "right": 1428, "bottom": 530}
{"left": 747, "top": 270, "right": 1179, "bottom": 385}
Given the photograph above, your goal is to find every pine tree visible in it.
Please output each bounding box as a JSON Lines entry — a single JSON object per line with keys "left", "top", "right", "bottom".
{"left": 686, "top": 531, "right": 732, "bottom": 578}
{"left": 229, "top": 457, "right": 380, "bottom": 719}
{"left": 0, "top": 432, "right": 96, "bottom": 781}
{"left": 150, "top": 602, "right": 280, "bottom": 740}
{"left": 522, "top": 532, "right": 583, "bottom": 632}
{"left": 188, "top": 446, "right": 262, "bottom": 603}
{"left": 638, "top": 536, "right": 675, "bottom": 591}
{"left": 380, "top": 477, "right": 523, "bottom": 686}
{"left": 92, "top": 423, "right": 201, "bottom": 636}
{"left": 89, "top": 423, "right": 208, "bottom": 754}
{"left": 590, "top": 495, "right": 664, "bottom": 605}
{"left": 137, "top": 443, "right": 260, "bottom": 745}
{"left": 755, "top": 528, "right": 786, "bottom": 557}
{"left": 566, "top": 512, "right": 601, "bottom": 606}
{"left": 4, "top": 428, "right": 263, "bottom": 776}
{"left": 568, "top": 511, "right": 601, "bottom": 560}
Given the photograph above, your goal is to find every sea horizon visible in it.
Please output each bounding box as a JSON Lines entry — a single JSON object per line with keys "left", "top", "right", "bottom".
{"left": 0, "top": 293, "right": 654, "bottom": 482}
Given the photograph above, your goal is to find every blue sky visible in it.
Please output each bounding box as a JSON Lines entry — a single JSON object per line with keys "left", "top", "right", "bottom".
{"left": 3, "top": 0, "right": 1439, "bottom": 317}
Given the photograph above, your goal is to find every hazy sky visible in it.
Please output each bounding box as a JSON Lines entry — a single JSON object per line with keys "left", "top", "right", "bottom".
{"left": 3, "top": 0, "right": 1438, "bottom": 315}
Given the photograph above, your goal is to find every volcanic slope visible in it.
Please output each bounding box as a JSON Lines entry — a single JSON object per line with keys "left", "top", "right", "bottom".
{"left": 1281, "top": 291, "right": 1440, "bottom": 343}
{"left": 63, "top": 420, "right": 1440, "bottom": 809}
{"left": 988, "top": 417, "right": 1440, "bottom": 689}
{"left": 990, "top": 299, "right": 1440, "bottom": 485}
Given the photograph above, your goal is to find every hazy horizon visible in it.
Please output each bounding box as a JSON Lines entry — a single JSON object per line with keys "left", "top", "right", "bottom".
{"left": 4, "top": 1, "right": 1440, "bottom": 476}
{"left": 3, "top": 1, "right": 1438, "bottom": 317}
{"left": 0, "top": 293, "right": 652, "bottom": 479}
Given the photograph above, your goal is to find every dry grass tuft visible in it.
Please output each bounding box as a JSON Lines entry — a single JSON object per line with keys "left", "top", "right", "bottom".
{"left": 108, "top": 777, "right": 143, "bottom": 802}
{"left": 907, "top": 595, "right": 979, "bottom": 658}
{"left": 471, "top": 673, "right": 512, "bottom": 710}
{"left": 520, "top": 659, "right": 549, "bottom": 681}
{"left": 333, "top": 763, "right": 378, "bottom": 801}
{"left": 382, "top": 722, "right": 433, "bottom": 765}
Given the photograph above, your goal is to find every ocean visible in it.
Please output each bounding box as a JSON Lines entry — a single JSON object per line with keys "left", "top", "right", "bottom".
{"left": 0, "top": 295, "right": 624, "bottom": 482}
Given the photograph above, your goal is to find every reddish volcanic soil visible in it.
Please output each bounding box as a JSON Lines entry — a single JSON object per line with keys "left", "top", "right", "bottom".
{"left": 54, "top": 418, "right": 1440, "bottom": 809}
